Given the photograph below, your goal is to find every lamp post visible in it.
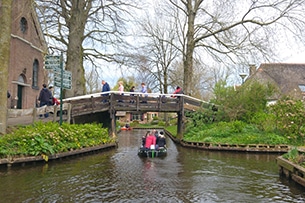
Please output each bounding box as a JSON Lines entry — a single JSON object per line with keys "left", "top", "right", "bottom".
{"left": 239, "top": 73, "right": 247, "bottom": 84}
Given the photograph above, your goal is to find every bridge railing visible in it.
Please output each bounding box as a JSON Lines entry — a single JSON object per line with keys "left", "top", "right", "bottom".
{"left": 63, "top": 91, "right": 209, "bottom": 117}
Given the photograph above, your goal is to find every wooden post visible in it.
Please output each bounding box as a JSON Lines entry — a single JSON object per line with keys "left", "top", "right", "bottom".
{"left": 158, "top": 95, "right": 161, "bottom": 110}
{"left": 91, "top": 96, "right": 94, "bottom": 113}
{"left": 67, "top": 103, "right": 72, "bottom": 124}
{"left": 177, "top": 96, "right": 184, "bottom": 140}
{"left": 53, "top": 105, "right": 57, "bottom": 122}
{"left": 110, "top": 109, "right": 116, "bottom": 138}
{"left": 109, "top": 93, "right": 116, "bottom": 138}
{"left": 136, "top": 94, "right": 139, "bottom": 111}
{"left": 32, "top": 107, "right": 37, "bottom": 123}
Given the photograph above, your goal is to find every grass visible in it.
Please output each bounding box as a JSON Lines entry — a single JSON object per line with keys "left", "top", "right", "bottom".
{"left": 167, "top": 122, "right": 293, "bottom": 145}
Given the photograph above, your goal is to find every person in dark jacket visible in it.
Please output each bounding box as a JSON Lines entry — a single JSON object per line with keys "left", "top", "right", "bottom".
{"left": 156, "top": 131, "right": 166, "bottom": 150}
{"left": 101, "top": 80, "right": 110, "bottom": 102}
{"left": 129, "top": 86, "right": 135, "bottom": 103}
{"left": 101, "top": 80, "right": 110, "bottom": 95}
{"left": 38, "top": 84, "right": 52, "bottom": 118}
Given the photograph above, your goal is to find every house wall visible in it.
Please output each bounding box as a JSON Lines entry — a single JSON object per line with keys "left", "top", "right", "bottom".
{"left": 7, "top": 0, "right": 46, "bottom": 109}
{"left": 117, "top": 112, "right": 160, "bottom": 124}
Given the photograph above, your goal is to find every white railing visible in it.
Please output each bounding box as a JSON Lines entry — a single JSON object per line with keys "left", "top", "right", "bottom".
{"left": 8, "top": 103, "right": 71, "bottom": 118}
{"left": 63, "top": 91, "right": 208, "bottom": 104}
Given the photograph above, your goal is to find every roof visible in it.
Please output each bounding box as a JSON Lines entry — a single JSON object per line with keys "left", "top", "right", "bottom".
{"left": 248, "top": 63, "right": 305, "bottom": 99}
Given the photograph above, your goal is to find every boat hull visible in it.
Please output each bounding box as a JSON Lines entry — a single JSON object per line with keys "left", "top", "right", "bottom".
{"left": 121, "top": 127, "right": 132, "bottom": 130}
{"left": 137, "top": 147, "right": 167, "bottom": 158}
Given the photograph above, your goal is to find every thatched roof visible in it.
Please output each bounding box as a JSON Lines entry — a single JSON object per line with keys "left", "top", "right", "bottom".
{"left": 247, "top": 63, "right": 305, "bottom": 99}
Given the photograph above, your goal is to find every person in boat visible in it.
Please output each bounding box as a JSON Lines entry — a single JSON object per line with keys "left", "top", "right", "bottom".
{"left": 151, "top": 129, "right": 156, "bottom": 137}
{"left": 156, "top": 131, "right": 166, "bottom": 150}
{"left": 154, "top": 130, "right": 159, "bottom": 138}
{"left": 141, "top": 131, "right": 150, "bottom": 148}
{"left": 144, "top": 131, "right": 156, "bottom": 150}
{"left": 155, "top": 130, "right": 160, "bottom": 145}
{"left": 125, "top": 120, "right": 130, "bottom": 129}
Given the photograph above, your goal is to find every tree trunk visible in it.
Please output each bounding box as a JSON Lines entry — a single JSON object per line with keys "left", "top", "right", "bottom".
{"left": 0, "top": 0, "right": 12, "bottom": 134}
{"left": 183, "top": 0, "right": 195, "bottom": 96}
{"left": 64, "top": 0, "right": 88, "bottom": 98}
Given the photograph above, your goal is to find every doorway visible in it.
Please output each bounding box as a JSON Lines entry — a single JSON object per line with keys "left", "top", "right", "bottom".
{"left": 17, "top": 85, "right": 23, "bottom": 109}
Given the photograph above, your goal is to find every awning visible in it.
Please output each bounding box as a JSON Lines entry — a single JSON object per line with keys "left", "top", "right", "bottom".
{"left": 116, "top": 111, "right": 126, "bottom": 116}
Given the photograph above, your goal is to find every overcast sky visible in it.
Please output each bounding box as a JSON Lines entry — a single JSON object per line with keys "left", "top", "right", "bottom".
{"left": 94, "top": 0, "right": 305, "bottom": 90}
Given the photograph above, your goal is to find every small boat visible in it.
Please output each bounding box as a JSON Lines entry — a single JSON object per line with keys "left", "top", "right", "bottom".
{"left": 138, "top": 147, "right": 167, "bottom": 158}
{"left": 121, "top": 126, "right": 132, "bottom": 130}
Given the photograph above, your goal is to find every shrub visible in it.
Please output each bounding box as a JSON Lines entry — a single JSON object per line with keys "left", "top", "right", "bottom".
{"left": 282, "top": 148, "right": 299, "bottom": 163}
{"left": 152, "top": 116, "right": 159, "bottom": 120}
{"left": 150, "top": 119, "right": 159, "bottom": 125}
{"left": 250, "top": 111, "right": 277, "bottom": 132}
{"left": 0, "top": 122, "right": 113, "bottom": 159}
{"left": 130, "top": 120, "right": 139, "bottom": 127}
{"left": 211, "top": 80, "right": 275, "bottom": 122}
{"left": 169, "top": 118, "right": 177, "bottom": 125}
{"left": 158, "top": 121, "right": 165, "bottom": 126}
{"left": 268, "top": 98, "right": 305, "bottom": 145}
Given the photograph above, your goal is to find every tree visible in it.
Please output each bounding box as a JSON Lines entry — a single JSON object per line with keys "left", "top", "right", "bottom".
{"left": 35, "top": 0, "right": 139, "bottom": 97}
{"left": 126, "top": 6, "right": 180, "bottom": 94}
{"left": 112, "top": 76, "right": 136, "bottom": 93}
{"left": 85, "top": 66, "right": 101, "bottom": 94}
{"left": 0, "top": 0, "right": 12, "bottom": 134}
{"left": 167, "top": 0, "right": 305, "bottom": 95}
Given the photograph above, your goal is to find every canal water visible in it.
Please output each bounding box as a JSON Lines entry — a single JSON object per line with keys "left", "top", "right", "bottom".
{"left": 0, "top": 129, "right": 305, "bottom": 203}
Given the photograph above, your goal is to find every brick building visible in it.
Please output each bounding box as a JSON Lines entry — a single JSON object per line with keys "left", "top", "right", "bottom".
{"left": 7, "top": 0, "right": 47, "bottom": 109}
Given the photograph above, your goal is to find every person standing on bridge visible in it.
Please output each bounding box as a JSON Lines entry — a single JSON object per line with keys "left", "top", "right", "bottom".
{"left": 101, "top": 80, "right": 110, "bottom": 102}
{"left": 118, "top": 81, "right": 124, "bottom": 94}
{"left": 140, "top": 82, "right": 148, "bottom": 103}
{"left": 101, "top": 80, "right": 110, "bottom": 95}
{"left": 171, "top": 86, "right": 183, "bottom": 97}
{"left": 38, "top": 84, "right": 52, "bottom": 118}
{"left": 129, "top": 86, "right": 135, "bottom": 103}
{"left": 49, "top": 86, "right": 60, "bottom": 106}
{"left": 118, "top": 81, "right": 124, "bottom": 102}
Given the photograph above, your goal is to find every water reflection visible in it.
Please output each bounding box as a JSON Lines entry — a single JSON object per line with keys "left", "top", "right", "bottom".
{"left": 0, "top": 129, "right": 304, "bottom": 202}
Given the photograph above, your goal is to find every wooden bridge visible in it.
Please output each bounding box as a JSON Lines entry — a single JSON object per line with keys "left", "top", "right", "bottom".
{"left": 63, "top": 91, "right": 208, "bottom": 138}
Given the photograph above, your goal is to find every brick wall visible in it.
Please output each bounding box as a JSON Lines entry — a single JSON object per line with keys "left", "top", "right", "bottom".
{"left": 7, "top": 0, "right": 47, "bottom": 109}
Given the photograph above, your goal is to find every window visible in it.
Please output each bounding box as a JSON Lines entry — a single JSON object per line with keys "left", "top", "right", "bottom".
{"left": 132, "top": 113, "right": 143, "bottom": 121}
{"left": 20, "top": 17, "right": 28, "bottom": 33}
{"left": 32, "top": 59, "right": 39, "bottom": 88}
{"left": 18, "top": 74, "right": 25, "bottom": 83}
{"left": 151, "top": 113, "right": 158, "bottom": 118}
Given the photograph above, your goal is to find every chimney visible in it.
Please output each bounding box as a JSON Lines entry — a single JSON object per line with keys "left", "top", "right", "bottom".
{"left": 249, "top": 64, "right": 256, "bottom": 76}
